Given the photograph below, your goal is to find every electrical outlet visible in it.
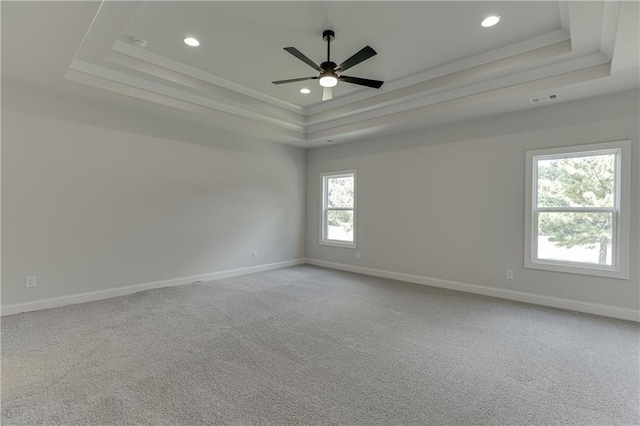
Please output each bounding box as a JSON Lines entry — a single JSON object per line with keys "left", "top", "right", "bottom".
{"left": 506, "top": 270, "right": 514, "bottom": 280}
{"left": 25, "top": 276, "right": 37, "bottom": 288}
{"left": 252, "top": 251, "right": 258, "bottom": 259}
{"left": 356, "top": 252, "right": 361, "bottom": 259}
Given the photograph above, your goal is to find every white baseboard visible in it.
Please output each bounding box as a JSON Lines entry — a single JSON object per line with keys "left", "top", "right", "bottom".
{"left": 305, "top": 258, "right": 640, "bottom": 322}
{"left": 5, "top": 258, "right": 636, "bottom": 322}
{"left": 0, "top": 259, "right": 306, "bottom": 317}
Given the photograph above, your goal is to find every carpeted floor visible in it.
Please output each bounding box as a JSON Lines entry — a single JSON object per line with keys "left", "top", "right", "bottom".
{"left": 1, "top": 265, "right": 638, "bottom": 425}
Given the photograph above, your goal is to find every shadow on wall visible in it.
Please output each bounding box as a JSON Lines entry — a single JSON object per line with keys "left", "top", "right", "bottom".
{"left": 308, "top": 90, "right": 640, "bottom": 162}
{"left": 1, "top": 83, "right": 305, "bottom": 161}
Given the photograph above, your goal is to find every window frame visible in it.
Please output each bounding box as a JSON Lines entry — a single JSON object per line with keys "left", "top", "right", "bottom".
{"left": 524, "top": 140, "right": 631, "bottom": 279}
{"left": 320, "top": 170, "right": 357, "bottom": 249}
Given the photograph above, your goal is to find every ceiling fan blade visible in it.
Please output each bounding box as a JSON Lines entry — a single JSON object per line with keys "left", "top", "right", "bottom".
{"left": 272, "top": 76, "right": 318, "bottom": 85}
{"left": 336, "top": 46, "right": 377, "bottom": 72}
{"left": 283, "top": 47, "right": 322, "bottom": 71}
{"left": 339, "top": 75, "right": 384, "bottom": 89}
{"left": 322, "top": 87, "right": 333, "bottom": 101}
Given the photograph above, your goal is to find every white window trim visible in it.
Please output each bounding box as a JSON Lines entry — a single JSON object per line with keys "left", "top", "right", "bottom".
{"left": 524, "top": 140, "right": 631, "bottom": 280}
{"left": 320, "top": 170, "right": 357, "bottom": 249}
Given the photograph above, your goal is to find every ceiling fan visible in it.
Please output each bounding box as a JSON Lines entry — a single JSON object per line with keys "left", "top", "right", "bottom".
{"left": 272, "top": 30, "right": 384, "bottom": 101}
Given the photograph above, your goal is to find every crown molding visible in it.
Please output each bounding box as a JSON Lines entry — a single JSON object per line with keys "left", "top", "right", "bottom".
{"left": 305, "top": 40, "right": 575, "bottom": 127}
{"left": 111, "top": 40, "right": 305, "bottom": 115}
{"left": 305, "top": 63, "right": 611, "bottom": 143}
{"left": 63, "top": 67, "right": 306, "bottom": 145}
{"left": 305, "top": 29, "right": 571, "bottom": 115}
{"left": 67, "top": 59, "right": 306, "bottom": 134}
{"left": 306, "top": 53, "right": 610, "bottom": 135}
{"left": 600, "top": 0, "right": 622, "bottom": 59}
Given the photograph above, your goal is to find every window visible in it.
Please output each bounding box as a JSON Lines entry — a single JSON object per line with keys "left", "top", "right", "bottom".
{"left": 321, "top": 171, "right": 356, "bottom": 248}
{"left": 525, "top": 141, "right": 631, "bottom": 279}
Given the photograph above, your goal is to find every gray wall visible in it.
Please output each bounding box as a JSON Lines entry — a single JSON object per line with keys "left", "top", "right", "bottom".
{"left": 307, "top": 90, "right": 640, "bottom": 310}
{"left": 3, "top": 87, "right": 638, "bottom": 311}
{"left": 2, "top": 87, "right": 306, "bottom": 305}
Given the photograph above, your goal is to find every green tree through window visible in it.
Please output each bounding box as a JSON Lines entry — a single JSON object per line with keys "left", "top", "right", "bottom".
{"left": 327, "top": 176, "right": 354, "bottom": 234}
{"left": 537, "top": 153, "right": 615, "bottom": 265}
{"left": 322, "top": 172, "right": 356, "bottom": 246}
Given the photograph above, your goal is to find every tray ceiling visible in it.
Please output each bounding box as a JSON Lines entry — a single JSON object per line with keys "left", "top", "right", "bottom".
{"left": 2, "top": 1, "right": 638, "bottom": 147}
{"left": 121, "top": 1, "right": 563, "bottom": 108}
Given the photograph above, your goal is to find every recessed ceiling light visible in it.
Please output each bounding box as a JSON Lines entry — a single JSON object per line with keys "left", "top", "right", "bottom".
{"left": 300, "top": 88, "right": 311, "bottom": 94}
{"left": 481, "top": 15, "right": 500, "bottom": 28}
{"left": 184, "top": 37, "right": 200, "bottom": 47}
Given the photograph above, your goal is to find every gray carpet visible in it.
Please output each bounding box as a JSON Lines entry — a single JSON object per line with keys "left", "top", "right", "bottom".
{"left": 1, "top": 265, "right": 638, "bottom": 425}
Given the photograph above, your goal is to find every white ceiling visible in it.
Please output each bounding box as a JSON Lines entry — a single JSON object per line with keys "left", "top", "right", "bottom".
{"left": 2, "top": 1, "right": 638, "bottom": 148}
{"left": 122, "top": 1, "right": 562, "bottom": 107}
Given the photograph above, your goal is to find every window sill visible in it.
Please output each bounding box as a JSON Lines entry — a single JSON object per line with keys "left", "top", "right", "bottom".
{"left": 525, "top": 259, "right": 629, "bottom": 280}
{"left": 320, "top": 240, "right": 357, "bottom": 249}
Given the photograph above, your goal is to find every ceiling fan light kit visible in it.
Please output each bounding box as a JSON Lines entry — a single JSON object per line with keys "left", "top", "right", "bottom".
{"left": 272, "top": 29, "right": 384, "bottom": 101}
{"left": 319, "top": 75, "right": 338, "bottom": 88}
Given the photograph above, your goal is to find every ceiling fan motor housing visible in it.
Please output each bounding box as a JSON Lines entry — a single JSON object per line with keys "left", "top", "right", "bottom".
{"left": 321, "top": 61, "right": 338, "bottom": 77}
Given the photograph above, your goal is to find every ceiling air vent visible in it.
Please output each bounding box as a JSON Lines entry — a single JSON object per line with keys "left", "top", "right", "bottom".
{"left": 132, "top": 38, "right": 147, "bottom": 49}
{"left": 530, "top": 94, "right": 559, "bottom": 104}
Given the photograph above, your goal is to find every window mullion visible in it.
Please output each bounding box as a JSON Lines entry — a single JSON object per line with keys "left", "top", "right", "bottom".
{"left": 536, "top": 206, "right": 617, "bottom": 213}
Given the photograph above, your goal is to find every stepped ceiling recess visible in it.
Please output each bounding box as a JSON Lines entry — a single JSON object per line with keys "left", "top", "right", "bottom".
{"left": 3, "top": 1, "right": 639, "bottom": 147}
